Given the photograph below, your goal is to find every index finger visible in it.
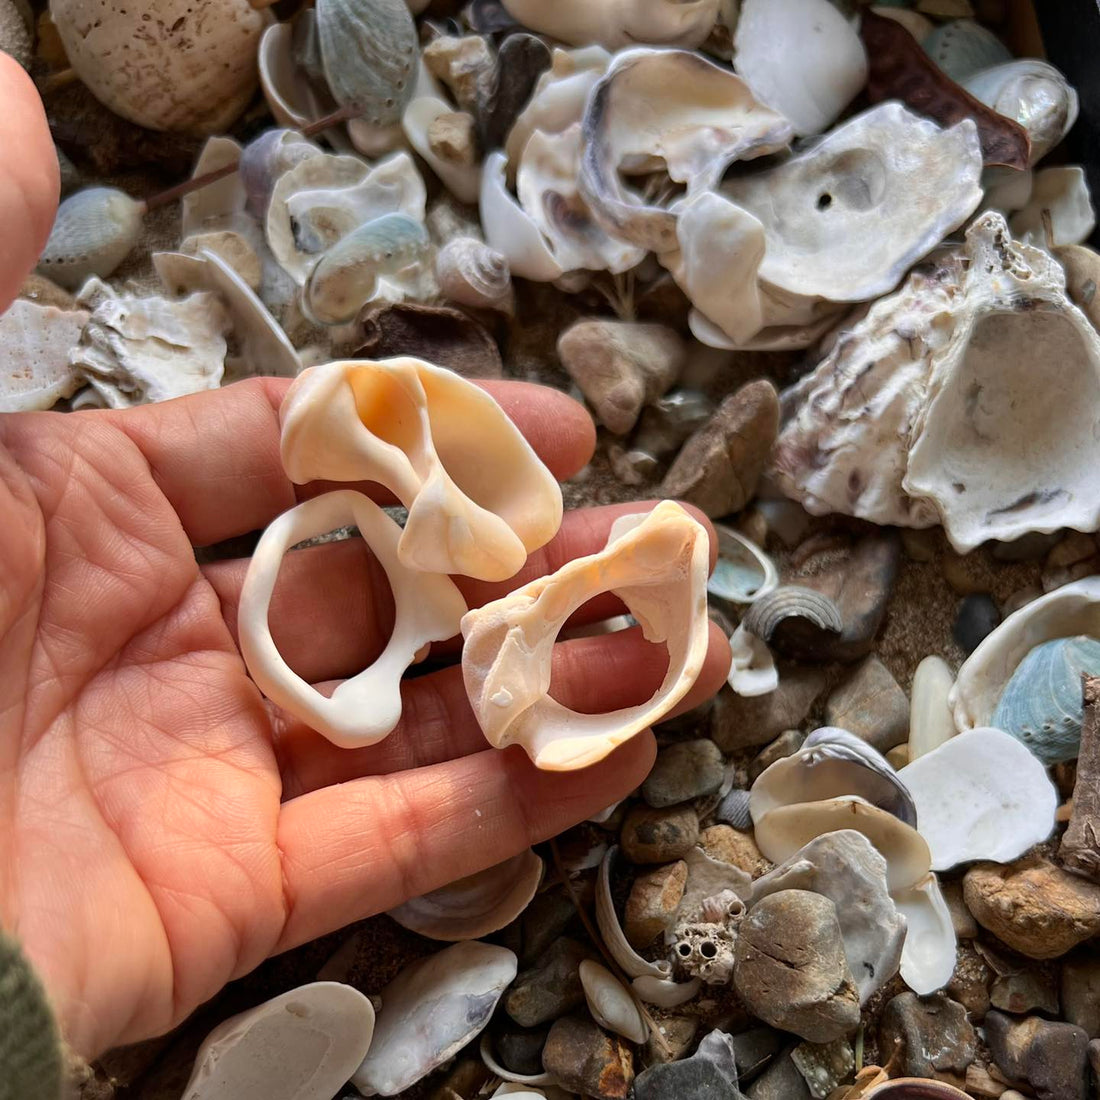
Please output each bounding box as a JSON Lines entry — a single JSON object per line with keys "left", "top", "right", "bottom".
{"left": 100, "top": 375, "right": 597, "bottom": 547}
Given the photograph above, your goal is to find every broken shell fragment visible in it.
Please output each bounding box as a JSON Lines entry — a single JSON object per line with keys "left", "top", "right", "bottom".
{"left": 258, "top": 23, "right": 329, "bottom": 131}
{"left": 579, "top": 961, "right": 648, "bottom": 1044}
{"left": 279, "top": 359, "right": 562, "bottom": 581}
{"left": 727, "top": 622, "right": 778, "bottom": 698}
{"left": 181, "top": 982, "right": 375, "bottom": 1100}
{"left": 742, "top": 586, "right": 843, "bottom": 662}
{"left": 579, "top": 48, "right": 793, "bottom": 254}
{"left": 923, "top": 18, "right": 1012, "bottom": 83}
{"left": 0, "top": 299, "right": 88, "bottom": 413}
{"left": 461, "top": 502, "right": 710, "bottom": 770}
{"left": 708, "top": 525, "right": 778, "bottom": 605}
{"left": 239, "top": 490, "right": 467, "bottom": 749}
{"left": 480, "top": 151, "right": 565, "bottom": 282}
{"left": 1010, "top": 165, "right": 1097, "bottom": 248}
{"left": 436, "top": 238, "right": 514, "bottom": 314}
{"left": 733, "top": 0, "right": 869, "bottom": 136}
{"left": 352, "top": 942, "right": 517, "bottom": 1097}
{"left": 403, "top": 94, "right": 482, "bottom": 205}
{"left": 387, "top": 849, "right": 543, "bottom": 941}
{"left": 499, "top": 0, "right": 719, "bottom": 49}
{"left": 479, "top": 1035, "right": 554, "bottom": 1088}
{"left": 721, "top": 103, "right": 983, "bottom": 303}
{"left": 597, "top": 845, "right": 675, "bottom": 983}
{"left": 38, "top": 187, "right": 144, "bottom": 290}
{"left": 898, "top": 727, "right": 1057, "bottom": 868}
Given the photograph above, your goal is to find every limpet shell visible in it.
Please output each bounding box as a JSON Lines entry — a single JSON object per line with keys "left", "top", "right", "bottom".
{"left": 991, "top": 635, "right": 1100, "bottom": 765}
{"left": 316, "top": 0, "right": 417, "bottom": 126}
{"left": 742, "top": 585, "right": 843, "bottom": 661}
{"left": 708, "top": 525, "right": 778, "bottom": 605}
{"left": 38, "top": 187, "right": 144, "bottom": 290}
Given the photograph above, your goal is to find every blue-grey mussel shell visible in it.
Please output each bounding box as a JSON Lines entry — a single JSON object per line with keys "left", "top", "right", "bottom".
{"left": 992, "top": 635, "right": 1100, "bottom": 765}
{"left": 316, "top": 0, "right": 418, "bottom": 125}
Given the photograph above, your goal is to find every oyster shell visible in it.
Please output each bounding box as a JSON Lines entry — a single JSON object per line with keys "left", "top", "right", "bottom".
{"left": 733, "top": 0, "right": 869, "bottom": 136}
{"left": 461, "top": 502, "right": 710, "bottom": 770}
{"left": 579, "top": 47, "right": 793, "bottom": 254}
{"left": 239, "top": 490, "right": 467, "bottom": 749}
{"left": 387, "top": 850, "right": 543, "bottom": 941}
{"left": 499, "top": 0, "right": 718, "bottom": 49}
{"left": 0, "top": 299, "right": 88, "bottom": 413}
{"left": 38, "top": 187, "right": 144, "bottom": 290}
{"left": 279, "top": 359, "right": 563, "bottom": 581}
{"left": 50, "top": 0, "right": 264, "bottom": 133}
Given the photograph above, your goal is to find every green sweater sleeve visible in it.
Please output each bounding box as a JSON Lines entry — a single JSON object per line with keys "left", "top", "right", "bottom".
{"left": 0, "top": 930, "right": 63, "bottom": 1100}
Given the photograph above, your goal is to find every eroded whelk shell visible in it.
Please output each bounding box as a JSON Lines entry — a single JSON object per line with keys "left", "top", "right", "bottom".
{"left": 38, "top": 187, "right": 144, "bottom": 290}
{"left": 279, "top": 359, "right": 563, "bottom": 581}
{"left": 239, "top": 490, "right": 467, "bottom": 749}
{"left": 181, "top": 982, "right": 375, "bottom": 1100}
{"left": 436, "top": 238, "right": 514, "bottom": 314}
{"left": 742, "top": 586, "right": 843, "bottom": 662}
{"left": 51, "top": 0, "right": 264, "bottom": 133}
{"left": 387, "top": 849, "right": 543, "bottom": 941}
{"left": 579, "top": 48, "right": 793, "bottom": 255}
{"left": 352, "top": 942, "right": 516, "bottom": 1097}
{"left": 461, "top": 502, "right": 709, "bottom": 771}
{"left": 303, "top": 213, "right": 432, "bottom": 324}
{"left": 0, "top": 299, "right": 89, "bottom": 413}
{"left": 500, "top": 0, "right": 718, "bottom": 49}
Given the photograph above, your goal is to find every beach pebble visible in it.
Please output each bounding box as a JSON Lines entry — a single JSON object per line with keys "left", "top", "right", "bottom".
{"left": 633, "top": 389, "right": 716, "bottom": 460}
{"left": 542, "top": 1015, "right": 634, "bottom": 1100}
{"left": 985, "top": 1011, "right": 1089, "bottom": 1100}
{"left": 790, "top": 1037, "right": 854, "bottom": 1099}
{"left": 733, "top": 891, "right": 861, "bottom": 1044}
{"left": 699, "top": 824, "right": 768, "bottom": 877}
{"left": 711, "top": 670, "right": 828, "bottom": 752}
{"left": 660, "top": 380, "right": 779, "bottom": 518}
{"left": 634, "top": 1030, "right": 740, "bottom": 1100}
{"left": 824, "top": 656, "right": 910, "bottom": 752}
{"left": 878, "top": 992, "right": 977, "bottom": 1079}
{"left": 642, "top": 739, "right": 725, "bottom": 807}
{"left": 608, "top": 444, "right": 660, "bottom": 487}
{"left": 941, "top": 880, "right": 979, "bottom": 940}
{"left": 991, "top": 967, "right": 1060, "bottom": 1016}
{"left": 505, "top": 937, "right": 590, "bottom": 1027}
{"left": 963, "top": 859, "right": 1100, "bottom": 959}
{"left": 495, "top": 1028, "right": 548, "bottom": 1077}
{"left": 645, "top": 1016, "right": 698, "bottom": 1065}
{"left": 953, "top": 594, "right": 1001, "bottom": 655}
{"left": 745, "top": 1052, "right": 813, "bottom": 1100}
{"left": 749, "top": 729, "right": 806, "bottom": 781}
{"left": 621, "top": 805, "right": 700, "bottom": 864}
{"left": 624, "top": 861, "right": 688, "bottom": 950}
{"left": 992, "top": 531, "right": 1062, "bottom": 562}
{"left": 728, "top": 1027, "right": 783, "bottom": 1082}
{"left": 1061, "top": 954, "right": 1100, "bottom": 1038}
{"left": 901, "top": 527, "right": 939, "bottom": 562}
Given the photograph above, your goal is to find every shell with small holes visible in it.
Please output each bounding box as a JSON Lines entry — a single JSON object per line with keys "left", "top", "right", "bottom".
{"left": 37, "top": 188, "right": 145, "bottom": 290}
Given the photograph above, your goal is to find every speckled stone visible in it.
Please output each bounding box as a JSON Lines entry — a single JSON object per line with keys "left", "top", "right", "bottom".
{"left": 542, "top": 1015, "right": 634, "bottom": 1100}
{"left": 641, "top": 739, "right": 725, "bottom": 808}
{"left": 624, "top": 861, "right": 688, "bottom": 950}
{"left": 878, "top": 992, "right": 977, "bottom": 1079}
{"left": 621, "top": 805, "right": 700, "bottom": 864}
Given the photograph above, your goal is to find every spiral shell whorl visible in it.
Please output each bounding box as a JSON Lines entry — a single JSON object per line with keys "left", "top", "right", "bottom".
{"left": 436, "top": 238, "right": 514, "bottom": 313}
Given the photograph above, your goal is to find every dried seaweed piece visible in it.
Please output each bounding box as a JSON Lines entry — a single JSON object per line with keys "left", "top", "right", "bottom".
{"left": 860, "top": 10, "right": 1030, "bottom": 170}
{"left": 1060, "top": 676, "right": 1100, "bottom": 882}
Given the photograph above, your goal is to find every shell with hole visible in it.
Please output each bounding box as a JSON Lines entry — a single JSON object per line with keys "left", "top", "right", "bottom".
{"left": 772, "top": 213, "right": 1100, "bottom": 552}
{"left": 0, "top": 298, "right": 89, "bottom": 413}
{"left": 278, "top": 359, "right": 563, "bottom": 581}
{"left": 461, "top": 502, "right": 710, "bottom": 771}
{"left": 50, "top": 0, "right": 266, "bottom": 134}
{"left": 238, "top": 490, "right": 467, "bottom": 749}
{"left": 499, "top": 0, "right": 718, "bottom": 49}
{"left": 387, "top": 850, "right": 544, "bottom": 941}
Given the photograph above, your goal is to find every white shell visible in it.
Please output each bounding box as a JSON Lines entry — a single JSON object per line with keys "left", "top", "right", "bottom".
{"left": 708, "top": 525, "right": 779, "bottom": 605}
{"left": 479, "top": 1035, "right": 555, "bottom": 1088}
{"left": 908, "top": 656, "right": 956, "bottom": 762}
{"left": 50, "top": 0, "right": 265, "bottom": 133}
{"left": 70, "top": 281, "right": 228, "bottom": 409}
{"left": 436, "top": 238, "right": 514, "bottom": 314}
{"left": 480, "top": 151, "right": 565, "bottom": 282}
{"left": 0, "top": 299, "right": 88, "bottom": 413}
{"left": 38, "top": 187, "right": 144, "bottom": 290}
{"left": 751, "top": 830, "right": 906, "bottom": 1004}
{"left": 182, "top": 137, "right": 247, "bottom": 239}
{"left": 499, "top": 0, "right": 718, "bottom": 49}
{"left": 727, "top": 622, "right": 778, "bottom": 698}
{"left": 898, "top": 727, "right": 1057, "bottom": 870}
{"left": 721, "top": 103, "right": 983, "bottom": 303}
{"left": 352, "top": 942, "right": 517, "bottom": 1097}
{"left": 181, "top": 982, "right": 375, "bottom": 1100}
{"left": 403, "top": 94, "right": 482, "bottom": 205}
{"left": 387, "top": 850, "right": 544, "bottom": 941}
{"left": 579, "top": 960, "right": 648, "bottom": 1043}
{"left": 733, "top": 0, "right": 869, "bottom": 136}
{"left": 461, "top": 502, "right": 710, "bottom": 771}
{"left": 279, "top": 359, "right": 563, "bottom": 581}
{"left": 1011, "top": 165, "right": 1097, "bottom": 248}
{"left": 258, "top": 22, "right": 327, "bottom": 131}
{"left": 893, "top": 873, "right": 957, "bottom": 997}
{"left": 596, "top": 845, "right": 673, "bottom": 982}
{"left": 951, "top": 576, "right": 1100, "bottom": 733}
{"left": 579, "top": 48, "right": 793, "bottom": 255}
{"left": 630, "top": 974, "right": 703, "bottom": 1007}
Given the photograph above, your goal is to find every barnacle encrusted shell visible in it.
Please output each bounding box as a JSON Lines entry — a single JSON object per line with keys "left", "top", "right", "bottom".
{"left": 990, "top": 636, "right": 1100, "bottom": 764}
{"left": 578, "top": 48, "right": 793, "bottom": 254}
{"left": 500, "top": 0, "right": 718, "bottom": 50}
{"left": 436, "top": 238, "right": 514, "bottom": 314}
{"left": 38, "top": 187, "right": 144, "bottom": 290}
{"left": 239, "top": 490, "right": 467, "bottom": 749}
{"left": 50, "top": 0, "right": 265, "bottom": 134}
{"left": 316, "top": 0, "right": 417, "bottom": 126}
{"left": 279, "top": 359, "right": 563, "bottom": 581}
{"left": 388, "top": 850, "right": 543, "bottom": 941}
{"left": 462, "top": 502, "right": 709, "bottom": 771}
{"left": 0, "top": 299, "right": 89, "bottom": 413}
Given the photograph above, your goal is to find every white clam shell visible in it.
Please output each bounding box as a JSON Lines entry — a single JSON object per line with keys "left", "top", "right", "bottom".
{"left": 733, "top": 0, "right": 869, "bottom": 136}
{"left": 387, "top": 849, "right": 544, "bottom": 941}
{"left": 500, "top": 0, "right": 718, "bottom": 49}
{"left": 0, "top": 299, "right": 88, "bottom": 413}
{"left": 893, "top": 873, "right": 957, "bottom": 997}
{"left": 352, "top": 942, "right": 517, "bottom": 1097}
{"left": 38, "top": 187, "right": 144, "bottom": 290}
{"left": 908, "top": 656, "right": 956, "bottom": 762}
{"left": 181, "top": 982, "right": 375, "bottom": 1100}
{"left": 480, "top": 151, "right": 565, "bottom": 282}
{"left": 579, "top": 960, "right": 648, "bottom": 1043}
{"left": 239, "top": 490, "right": 467, "bottom": 749}
{"left": 461, "top": 502, "right": 709, "bottom": 770}
{"left": 898, "top": 727, "right": 1057, "bottom": 870}
{"left": 279, "top": 358, "right": 562, "bottom": 582}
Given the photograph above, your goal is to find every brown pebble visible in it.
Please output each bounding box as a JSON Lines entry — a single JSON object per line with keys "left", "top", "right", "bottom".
{"left": 623, "top": 861, "right": 687, "bottom": 950}
{"left": 620, "top": 805, "right": 699, "bottom": 864}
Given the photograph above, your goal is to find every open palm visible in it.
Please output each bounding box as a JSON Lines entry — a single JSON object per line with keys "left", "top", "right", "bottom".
{"left": 0, "top": 377, "right": 729, "bottom": 1059}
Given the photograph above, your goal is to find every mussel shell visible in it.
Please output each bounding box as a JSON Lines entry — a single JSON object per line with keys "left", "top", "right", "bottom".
{"left": 991, "top": 634, "right": 1100, "bottom": 764}
{"left": 38, "top": 187, "right": 144, "bottom": 290}
{"left": 316, "top": 0, "right": 418, "bottom": 125}
{"left": 743, "top": 584, "right": 843, "bottom": 661}
{"left": 707, "top": 525, "right": 779, "bottom": 605}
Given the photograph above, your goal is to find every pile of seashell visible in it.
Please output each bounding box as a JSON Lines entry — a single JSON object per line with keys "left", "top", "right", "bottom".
{"left": 9, "top": 0, "right": 1100, "bottom": 1097}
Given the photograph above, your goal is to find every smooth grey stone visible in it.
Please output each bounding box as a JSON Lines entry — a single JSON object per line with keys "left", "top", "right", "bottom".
{"left": 953, "top": 593, "right": 1001, "bottom": 655}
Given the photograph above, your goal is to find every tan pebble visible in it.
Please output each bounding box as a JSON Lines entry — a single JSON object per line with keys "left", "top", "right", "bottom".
{"left": 427, "top": 110, "right": 479, "bottom": 167}
{"left": 940, "top": 880, "right": 979, "bottom": 940}
{"left": 966, "top": 1061, "right": 1008, "bottom": 1097}
{"left": 737, "top": 508, "right": 768, "bottom": 549}
{"left": 1046, "top": 531, "right": 1098, "bottom": 570}
{"left": 942, "top": 549, "right": 988, "bottom": 595}
{"left": 623, "top": 860, "right": 687, "bottom": 950}
{"left": 19, "top": 273, "right": 75, "bottom": 311}
{"left": 1003, "top": 584, "right": 1043, "bottom": 617}
{"left": 1057, "top": 799, "right": 1074, "bottom": 823}
{"left": 700, "top": 824, "right": 768, "bottom": 876}
{"left": 901, "top": 526, "right": 939, "bottom": 562}
{"left": 885, "top": 744, "right": 910, "bottom": 769}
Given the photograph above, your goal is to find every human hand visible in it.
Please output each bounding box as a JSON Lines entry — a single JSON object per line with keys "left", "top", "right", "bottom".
{"left": 0, "top": 377, "right": 731, "bottom": 1059}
